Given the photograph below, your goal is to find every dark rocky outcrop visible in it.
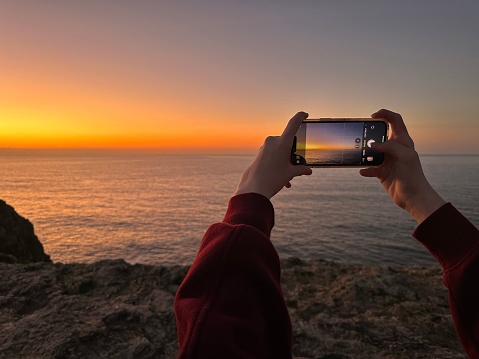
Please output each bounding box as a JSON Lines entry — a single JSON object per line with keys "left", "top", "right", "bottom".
{"left": 0, "top": 200, "right": 51, "bottom": 263}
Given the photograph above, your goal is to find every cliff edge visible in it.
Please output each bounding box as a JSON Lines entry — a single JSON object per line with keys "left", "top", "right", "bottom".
{"left": 0, "top": 200, "right": 50, "bottom": 263}
{"left": 0, "top": 201, "right": 465, "bottom": 358}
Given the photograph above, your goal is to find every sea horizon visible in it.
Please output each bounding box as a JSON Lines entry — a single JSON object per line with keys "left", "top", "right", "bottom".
{"left": 1, "top": 151, "right": 478, "bottom": 267}
{"left": 1, "top": 147, "right": 479, "bottom": 156}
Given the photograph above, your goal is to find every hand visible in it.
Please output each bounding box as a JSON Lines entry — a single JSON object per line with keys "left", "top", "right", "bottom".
{"left": 234, "top": 112, "right": 313, "bottom": 200}
{"left": 359, "top": 109, "right": 445, "bottom": 223}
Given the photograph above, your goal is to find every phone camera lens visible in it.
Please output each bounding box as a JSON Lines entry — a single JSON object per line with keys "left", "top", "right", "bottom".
{"left": 355, "top": 138, "right": 361, "bottom": 143}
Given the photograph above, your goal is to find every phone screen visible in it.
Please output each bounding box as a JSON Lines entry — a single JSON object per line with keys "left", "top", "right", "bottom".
{"left": 291, "top": 119, "right": 388, "bottom": 167}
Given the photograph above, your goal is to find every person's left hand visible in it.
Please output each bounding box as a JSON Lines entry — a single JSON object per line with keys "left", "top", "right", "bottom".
{"left": 234, "top": 112, "right": 313, "bottom": 199}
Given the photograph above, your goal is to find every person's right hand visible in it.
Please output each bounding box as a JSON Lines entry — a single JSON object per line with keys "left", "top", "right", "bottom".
{"left": 359, "top": 109, "right": 445, "bottom": 224}
{"left": 234, "top": 112, "right": 312, "bottom": 200}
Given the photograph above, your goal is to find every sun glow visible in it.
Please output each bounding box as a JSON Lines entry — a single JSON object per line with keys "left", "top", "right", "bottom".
{"left": 304, "top": 143, "right": 351, "bottom": 151}
{"left": 0, "top": 104, "right": 275, "bottom": 152}
{"left": 0, "top": 50, "right": 272, "bottom": 151}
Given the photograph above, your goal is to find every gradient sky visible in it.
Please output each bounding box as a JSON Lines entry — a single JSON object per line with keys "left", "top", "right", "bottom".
{"left": 304, "top": 122, "right": 364, "bottom": 151}
{"left": 1, "top": 1, "right": 478, "bottom": 153}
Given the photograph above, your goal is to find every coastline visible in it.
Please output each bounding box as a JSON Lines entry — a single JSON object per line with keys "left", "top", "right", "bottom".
{"left": 0, "top": 258, "right": 465, "bottom": 359}
{"left": 0, "top": 199, "right": 466, "bottom": 358}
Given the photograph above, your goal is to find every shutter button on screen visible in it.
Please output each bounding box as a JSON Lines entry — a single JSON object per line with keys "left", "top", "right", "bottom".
{"left": 367, "top": 139, "right": 375, "bottom": 148}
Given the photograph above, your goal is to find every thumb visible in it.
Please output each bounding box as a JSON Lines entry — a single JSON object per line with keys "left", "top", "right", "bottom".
{"left": 371, "top": 140, "right": 406, "bottom": 159}
{"left": 292, "top": 165, "right": 313, "bottom": 177}
{"left": 359, "top": 167, "right": 381, "bottom": 178}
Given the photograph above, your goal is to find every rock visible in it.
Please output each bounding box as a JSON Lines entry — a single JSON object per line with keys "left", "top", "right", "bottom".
{"left": 0, "top": 260, "right": 188, "bottom": 359}
{"left": 0, "top": 200, "right": 51, "bottom": 263}
{"left": 281, "top": 257, "right": 465, "bottom": 358}
{"left": 0, "top": 257, "right": 466, "bottom": 359}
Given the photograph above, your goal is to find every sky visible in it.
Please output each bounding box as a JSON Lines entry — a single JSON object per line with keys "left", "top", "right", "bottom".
{"left": 1, "top": 1, "right": 479, "bottom": 154}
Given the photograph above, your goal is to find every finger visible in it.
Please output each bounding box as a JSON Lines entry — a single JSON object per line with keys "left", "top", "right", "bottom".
{"left": 291, "top": 165, "right": 313, "bottom": 177}
{"left": 359, "top": 167, "right": 381, "bottom": 178}
{"left": 371, "top": 140, "right": 411, "bottom": 159}
{"left": 371, "top": 109, "right": 409, "bottom": 137}
{"left": 281, "top": 111, "right": 308, "bottom": 143}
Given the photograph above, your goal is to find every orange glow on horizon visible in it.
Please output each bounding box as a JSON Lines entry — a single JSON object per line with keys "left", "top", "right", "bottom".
{"left": 0, "top": 76, "right": 271, "bottom": 151}
{"left": 0, "top": 110, "right": 275, "bottom": 151}
{"left": 300, "top": 143, "right": 351, "bottom": 151}
{"left": 0, "top": 118, "right": 266, "bottom": 150}
{"left": 0, "top": 132, "right": 264, "bottom": 150}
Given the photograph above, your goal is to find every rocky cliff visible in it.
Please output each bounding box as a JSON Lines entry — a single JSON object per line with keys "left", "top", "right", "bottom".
{"left": 0, "top": 259, "right": 465, "bottom": 359}
{"left": 0, "top": 200, "right": 50, "bottom": 263}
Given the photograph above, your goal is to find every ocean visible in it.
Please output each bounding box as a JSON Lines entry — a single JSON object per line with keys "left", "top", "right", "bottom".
{"left": 1, "top": 150, "right": 478, "bottom": 266}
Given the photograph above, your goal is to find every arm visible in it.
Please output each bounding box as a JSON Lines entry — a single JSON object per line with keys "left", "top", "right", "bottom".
{"left": 175, "top": 193, "right": 292, "bottom": 358}
{"left": 174, "top": 112, "right": 311, "bottom": 359}
{"left": 414, "top": 204, "right": 479, "bottom": 358}
{"left": 360, "top": 109, "right": 479, "bottom": 358}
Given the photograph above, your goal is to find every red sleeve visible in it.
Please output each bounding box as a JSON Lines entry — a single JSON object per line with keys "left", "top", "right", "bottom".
{"left": 413, "top": 203, "right": 479, "bottom": 358}
{"left": 174, "top": 193, "right": 292, "bottom": 359}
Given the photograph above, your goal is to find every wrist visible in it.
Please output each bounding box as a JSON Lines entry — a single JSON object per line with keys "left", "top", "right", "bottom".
{"left": 406, "top": 185, "right": 446, "bottom": 224}
{"left": 234, "top": 184, "right": 272, "bottom": 200}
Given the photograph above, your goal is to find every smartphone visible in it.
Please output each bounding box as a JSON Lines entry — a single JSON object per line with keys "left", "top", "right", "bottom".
{"left": 291, "top": 118, "right": 388, "bottom": 167}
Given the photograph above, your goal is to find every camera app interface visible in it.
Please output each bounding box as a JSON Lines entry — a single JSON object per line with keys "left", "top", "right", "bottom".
{"left": 293, "top": 121, "right": 386, "bottom": 166}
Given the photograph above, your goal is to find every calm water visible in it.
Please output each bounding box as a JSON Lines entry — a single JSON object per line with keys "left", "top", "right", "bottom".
{"left": 1, "top": 150, "right": 478, "bottom": 266}
{"left": 305, "top": 149, "right": 361, "bottom": 165}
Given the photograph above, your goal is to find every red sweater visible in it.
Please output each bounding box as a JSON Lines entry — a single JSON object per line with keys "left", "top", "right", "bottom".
{"left": 413, "top": 202, "right": 479, "bottom": 358}
{"left": 175, "top": 193, "right": 479, "bottom": 358}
